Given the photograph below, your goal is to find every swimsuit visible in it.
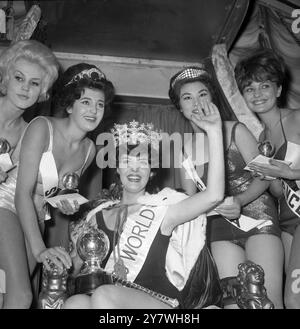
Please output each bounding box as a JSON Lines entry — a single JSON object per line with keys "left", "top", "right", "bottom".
{"left": 184, "top": 122, "right": 281, "bottom": 249}
{"left": 0, "top": 116, "right": 93, "bottom": 220}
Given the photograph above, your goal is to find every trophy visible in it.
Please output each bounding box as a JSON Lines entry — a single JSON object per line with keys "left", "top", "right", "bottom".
{"left": 45, "top": 172, "right": 89, "bottom": 209}
{"left": 75, "top": 224, "right": 111, "bottom": 295}
{"left": 59, "top": 172, "right": 80, "bottom": 195}
{"left": 236, "top": 261, "right": 274, "bottom": 309}
{"left": 258, "top": 140, "right": 275, "bottom": 157}
{"left": 0, "top": 138, "right": 14, "bottom": 172}
{"left": 0, "top": 138, "right": 11, "bottom": 154}
{"left": 221, "top": 261, "right": 274, "bottom": 309}
{"left": 38, "top": 262, "right": 68, "bottom": 309}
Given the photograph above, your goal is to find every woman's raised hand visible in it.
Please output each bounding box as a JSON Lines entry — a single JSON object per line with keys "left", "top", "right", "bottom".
{"left": 190, "top": 99, "right": 222, "bottom": 133}
{"left": 36, "top": 246, "right": 72, "bottom": 271}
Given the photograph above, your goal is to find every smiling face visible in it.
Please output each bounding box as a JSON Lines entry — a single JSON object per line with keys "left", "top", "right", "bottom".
{"left": 69, "top": 87, "right": 105, "bottom": 132}
{"left": 6, "top": 58, "right": 45, "bottom": 110}
{"left": 179, "top": 81, "right": 212, "bottom": 120}
{"left": 242, "top": 80, "right": 282, "bottom": 115}
{"left": 117, "top": 152, "right": 151, "bottom": 195}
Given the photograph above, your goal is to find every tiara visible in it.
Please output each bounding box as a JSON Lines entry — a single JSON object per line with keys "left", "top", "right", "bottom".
{"left": 111, "top": 120, "right": 162, "bottom": 152}
{"left": 64, "top": 68, "right": 106, "bottom": 87}
{"left": 171, "top": 67, "right": 208, "bottom": 88}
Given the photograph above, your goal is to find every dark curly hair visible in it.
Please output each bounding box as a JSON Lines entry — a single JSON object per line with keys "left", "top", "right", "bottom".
{"left": 53, "top": 63, "right": 115, "bottom": 116}
{"left": 234, "top": 49, "right": 286, "bottom": 93}
{"left": 168, "top": 66, "right": 218, "bottom": 110}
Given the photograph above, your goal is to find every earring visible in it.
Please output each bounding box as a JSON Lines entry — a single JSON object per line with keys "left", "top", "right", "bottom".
{"left": 67, "top": 108, "right": 72, "bottom": 114}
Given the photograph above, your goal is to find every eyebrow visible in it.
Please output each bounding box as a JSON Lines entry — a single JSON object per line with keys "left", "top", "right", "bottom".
{"left": 180, "top": 89, "right": 208, "bottom": 97}
{"left": 80, "top": 96, "right": 104, "bottom": 102}
{"left": 14, "top": 70, "right": 42, "bottom": 80}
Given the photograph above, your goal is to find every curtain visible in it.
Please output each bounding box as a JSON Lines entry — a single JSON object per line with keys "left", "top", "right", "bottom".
{"left": 229, "top": 3, "right": 300, "bottom": 110}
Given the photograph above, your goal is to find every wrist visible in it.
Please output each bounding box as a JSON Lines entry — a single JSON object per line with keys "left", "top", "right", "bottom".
{"left": 207, "top": 128, "right": 222, "bottom": 139}
{"left": 235, "top": 195, "right": 244, "bottom": 207}
{"left": 33, "top": 244, "right": 46, "bottom": 261}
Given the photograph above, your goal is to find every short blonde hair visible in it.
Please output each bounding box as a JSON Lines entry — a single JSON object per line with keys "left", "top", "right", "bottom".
{"left": 0, "top": 40, "right": 59, "bottom": 102}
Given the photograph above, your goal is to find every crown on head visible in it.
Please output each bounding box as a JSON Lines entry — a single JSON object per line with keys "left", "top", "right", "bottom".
{"left": 171, "top": 67, "right": 208, "bottom": 88}
{"left": 65, "top": 67, "right": 106, "bottom": 87}
{"left": 111, "top": 120, "right": 162, "bottom": 152}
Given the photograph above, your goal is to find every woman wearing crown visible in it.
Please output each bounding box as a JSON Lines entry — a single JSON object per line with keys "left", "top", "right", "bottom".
{"left": 13, "top": 63, "right": 114, "bottom": 308}
{"left": 64, "top": 99, "right": 224, "bottom": 309}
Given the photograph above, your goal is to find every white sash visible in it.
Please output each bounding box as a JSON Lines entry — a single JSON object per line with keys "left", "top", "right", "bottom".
{"left": 282, "top": 180, "right": 300, "bottom": 218}
{"left": 284, "top": 141, "right": 300, "bottom": 189}
{"left": 182, "top": 155, "right": 272, "bottom": 232}
{"left": 74, "top": 190, "right": 206, "bottom": 291}
{"left": 105, "top": 205, "right": 168, "bottom": 282}
{"left": 39, "top": 151, "right": 59, "bottom": 220}
{"left": 280, "top": 141, "right": 300, "bottom": 216}
{"left": 182, "top": 155, "right": 206, "bottom": 191}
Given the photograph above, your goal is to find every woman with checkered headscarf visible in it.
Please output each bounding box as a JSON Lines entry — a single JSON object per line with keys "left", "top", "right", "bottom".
{"left": 169, "top": 65, "right": 284, "bottom": 309}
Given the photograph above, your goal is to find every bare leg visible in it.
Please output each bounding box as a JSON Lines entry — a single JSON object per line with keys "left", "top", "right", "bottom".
{"left": 281, "top": 231, "right": 293, "bottom": 273}
{"left": 284, "top": 226, "right": 300, "bottom": 309}
{"left": 63, "top": 294, "right": 92, "bottom": 309}
{"left": 0, "top": 209, "right": 32, "bottom": 308}
{"left": 211, "top": 241, "right": 246, "bottom": 309}
{"left": 246, "top": 234, "right": 284, "bottom": 309}
{"left": 25, "top": 220, "right": 45, "bottom": 308}
{"left": 91, "top": 285, "right": 172, "bottom": 309}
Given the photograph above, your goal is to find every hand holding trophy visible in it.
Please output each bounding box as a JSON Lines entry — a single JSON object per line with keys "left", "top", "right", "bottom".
{"left": 38, "top": 260, "right": 69, "bottom": 309}
{"left": 45, "top": 172, "right": 89, "bottom": 214}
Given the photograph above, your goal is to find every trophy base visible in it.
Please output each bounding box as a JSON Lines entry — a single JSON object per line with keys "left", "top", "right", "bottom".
{"left": 75, "top": 271, "right": 112, "bottom": 295}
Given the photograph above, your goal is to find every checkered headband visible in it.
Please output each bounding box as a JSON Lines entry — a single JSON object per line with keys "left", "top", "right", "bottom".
{"left": 171, "top": 67, "right": 208, "bottom": 88}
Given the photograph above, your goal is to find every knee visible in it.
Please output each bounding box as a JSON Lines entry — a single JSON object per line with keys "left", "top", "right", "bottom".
{"left": 63, "top": 294, "right": 91, "bottom": 309}
{"left": 284, "top": 291, "right": 300, "bottom": 309}
{"left": 91, "top": 285, "right": 118, "bottom": 309}
{"left": 7, "top": 289, "right": 33, "bottom": 309}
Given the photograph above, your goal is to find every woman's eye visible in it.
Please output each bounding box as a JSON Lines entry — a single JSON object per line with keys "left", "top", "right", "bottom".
{"left": 182, "top": 96, "right": 191, "bottom": 101}
{"left": 15, "top": 75, "right": 23, "bottom": 82}
{"left": 244, "top": 87, "right": 253, "bottom": 93}
{"left": 31, "top": 81, "right": 40, "bottom": 87}
{"left": 199, "top": 93, "right": 208, "bottom": 98}
{"left": 262, "top": 83, "right": 270, "bottom": 89}
{"left": 97, "top": 102, "right": 104, "bottom": 110}
{"left": 81, "top": 100, "right": 90, "bottom": 105}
